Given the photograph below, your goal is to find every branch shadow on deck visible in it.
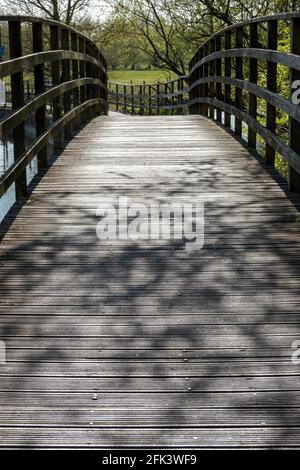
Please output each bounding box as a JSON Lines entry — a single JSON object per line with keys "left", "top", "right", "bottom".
{"left": 0, "top": 115, "right": 300, "bottom": 447}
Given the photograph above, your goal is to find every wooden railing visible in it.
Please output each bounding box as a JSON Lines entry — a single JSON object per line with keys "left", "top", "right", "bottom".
{"left": 109, "top": 77, "right": 188, "bottom": 115}
{"left": 0, "top": 15, "right": 108, "bottom": 201}
{"left": 189, "top": 12, "right": 300, "bottom": 194}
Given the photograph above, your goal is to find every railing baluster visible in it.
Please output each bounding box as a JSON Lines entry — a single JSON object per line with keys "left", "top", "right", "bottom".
{"left": 9, "top": 19, "right": 27, "bottom": 199}
{"left": 156, "top": 83, "right": 160, "bottom": 115}
{"left": 199, "top": 49, "right": 204, "bottom": 115}
{"left": 289, "top": 17, "right": 300, "bottom": 193}
{"left": 209, "top": 40, "right": 215, "bottom": 119}
{"left": 224, "top": 31, "right": 232, "bottom": 128}
{"left": 215, "top": 35, "right": 222, "bottom": 123}
{"left": 71, "top": 33, "right": 80, "bottom": 132}
{"left": 116, "top": 83, "right": 119, "bottom": 112}
{"left": 235, "top": 26, "right": 243, "bottom": 137}
{"left": 266, "top": 20, "right": 278, "bottom": 166}
{"left": 124, "top": 84, "right": 127, "bottom": 114}
{"left": 61, "top": 28, "right": 72, "bottom": 140}
{"left": 78, "top": 36, "right": 87, "bottom": 126}
{"left": 139, "top": 84, "right": 143, "bottom": 115}
{"left": 203, "top": 44, "right": 209, "bottom": 117}
{"left": 248, "top": 23, "right": 258, "bottom": 148}
{"left": 84, "top": 41, "right": 92, "bottom": 121}
{"left": 32, "top": 21, "right": 47, "bottom": 169}
{"left": 50, "top": 24, "right": 62, "bottom": 149}
{"left": 148, "top": 85, "right": 152, "bottom": 116}
{"left": 131, "top": 82, "right": 134, "bottom": 115}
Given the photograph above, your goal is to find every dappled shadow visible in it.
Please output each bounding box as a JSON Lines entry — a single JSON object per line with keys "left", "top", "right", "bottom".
{"left": 0, "top": 114, "right": 300, "bottom": 448}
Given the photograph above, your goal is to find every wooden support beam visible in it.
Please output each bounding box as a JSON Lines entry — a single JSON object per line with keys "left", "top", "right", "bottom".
{"left": 209, "top": 40, "right": 215, "bottom": 119}
{"left": 248, "top": 23, "right": 258, "bottom": 148}
{"left": 61, "top": 28, "right": 72, "bottom": 140}
{"left": 235, "top": 26, "right": 243, "bottom": 137}
{"left": 224, "top": 31, "right": 232, "bottom": 129}
{"left": 215, "top": 36, "right": 222, "bottom": 123}
{"left": 32, "top": 21, "right": 47, "bottom": 169}
{"left": 289, "top": 17, "right": 300, "bottom": 194}
{"left": 266, "top": 20, "right": 278, "bottom": 166}
{"left": 50, "top": 24, "right": 62, "bottom": 150}
{"left": 9, "top": 20, "right": 27, "bottom": 199}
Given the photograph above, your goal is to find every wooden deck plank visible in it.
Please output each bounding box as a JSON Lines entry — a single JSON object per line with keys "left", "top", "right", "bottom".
{"left": 1, "top": 113, "right": 300, "bottom": 448}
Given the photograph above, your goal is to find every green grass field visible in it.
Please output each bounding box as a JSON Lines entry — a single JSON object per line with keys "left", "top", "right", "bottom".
{"left": 108, "top": 69, "right": 178, "bottom": 85}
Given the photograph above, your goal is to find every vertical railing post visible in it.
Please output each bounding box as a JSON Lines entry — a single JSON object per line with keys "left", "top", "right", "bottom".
{"left": 209, "top": 40, "right": 215, "bottom": 119}
{"left": 203, "top": 44, "right": 209, "bottom": 117}
{"left": 61, "top": 28, "right": 72, "bottom": 140}
{"left": 124, "top": 84, "right": 127, "bottom": 113}
{"left": 235, "top": 26, "right": 243, "bottom": 137}
{"left": 139, "top": 84, "right": 143, "bottom": 115}
{"left": 215, "top": 35, "right": 222, "bottom": 123}
{"left": 199, "top": 49, "right": 204, "bottom": 115}
{"left": 32, "top": 21, "right": 47, "bottom": 169}
{"left": 178, "top": 78, "right": 183, "bottom": 114}
{"left": 116, "top": 83, "right": 119, "bottom": 112}
{"left": 248, "top": 23, "right": 258, "bottom": 148}
{"left": 71, "top": 33, "right": 80, "bottom": 131}
{"left": 131, "top": 82, "right": 134, "bottom": 115}
{"left": 224, "top": 31, "right": 232, "bottom": 128}
{"left": 188, "top": 59, "right": 195, "bottom": 114}
{"left": 171, "top": 81, "right": 174, "bottom": 115}
{"left": 164, "top": 82, "right": 168, "bottom": 115}
{"left": 289, "top": 18, "right": 300, "bottom": 193}
{"left": 156, "top": 83, "right": 160, "bottom": 115}
{"left": 266, "top": 20, "right": 278, "bottom": 166}
{"left": 9, "top": 20, "right": 27, "bottom": 199}
{"left": 84, "top": 41, "right": 92, "bottom": 121}
{"left": 148, "top": 85, "right": 152, "bottom": 115}
{"left": 78, "top": 37, "right": 87, "bottom": 126}
{"left": 50, "top": 24, "right": 62, "bottom": 150}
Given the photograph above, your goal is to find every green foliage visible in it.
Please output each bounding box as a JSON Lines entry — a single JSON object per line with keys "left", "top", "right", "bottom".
{"left": 109, "top": 69, "right": 178, "bottom": 84}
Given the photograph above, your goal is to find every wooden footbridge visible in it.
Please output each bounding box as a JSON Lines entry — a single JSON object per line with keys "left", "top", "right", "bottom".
{"left": 0, "top": 13, "right": 300, "bottom": 449}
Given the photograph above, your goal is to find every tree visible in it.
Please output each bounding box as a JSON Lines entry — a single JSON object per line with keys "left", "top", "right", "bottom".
{"left": 0, "top": 0, "right": 92, "bottom": 24}
{"left": 106, "top": 0, "right": 291, "bottom": 76}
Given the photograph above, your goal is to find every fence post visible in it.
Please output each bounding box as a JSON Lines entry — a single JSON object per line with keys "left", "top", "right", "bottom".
{"left": 248, "top": 23, "right": 258, "bottom": 148}
{"left": 203, "top": 44, "right": 209, "bottom": 117}
{"left": 209, "top": 40, "right": 215, "bottom": 119}
{"left": 9, "top": 20, "right": 27, "bottom": 199}
{"left": 71, "top": 32, "right": 80, "bottom": 130}
{"left": 156, "top": 83, "right": 160, "bottom": 115}
{"left": 32, "top": 21, "right": 47, "bottom": 169}
{"left": 131, "top": 81, "right": 134, "bottom": 115}
{"left": 124, "top": 85, "right": 127, "bottom": 113}
{"left": 50, "top": 24, "right": 62, "bottom": 151}
{"left": 235, "top": 26, "right": 243, "bottom": 137}
{"left": 266, "top": 20, "right": 278, "bottom": 166}
{"left": 116, "top": 83, "right": 119, "bottom": 112}
{"left": 215, "top": 36, "right": 222, "bottom": 123}
{"left": 289, "top": 18, "right": 300, "bottom": 193}
{"left": 224, "top": 30, "right": 232, "bottom": 128}
{"left": 61, "top": 28, "right": 72, "bottom": 140}
{"left": 84, "top": 41, "right": 92, "bottom": 122}
{"left": 78, "top": 37, "right": 87, "bottom": 126}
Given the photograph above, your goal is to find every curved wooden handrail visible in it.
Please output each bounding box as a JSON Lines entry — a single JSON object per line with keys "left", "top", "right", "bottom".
{"left": 189, "top": 49, "right": 300, "bottom": 75}
{"left": 0, "top": 15, "right": 106, "bottom": 66}
{"left": 189, "top": 77, "right": 300, "bottom": 123}
{"left": 0, "top": 98, "right": 105, "bottom": 197}
{"left": 0, "top": 50, "right": 106, "bottom": 78}
{"left": 189, "top": 11, "right": 300, "bottom": 193}
{"left": 0, "top": 78, "right": 106, "bottom": 136}
{"left": 0, "top": 15, "right": 108, "bottom": 203}
{"left": 192, "top": 11, "right": 300, "bottom": 60}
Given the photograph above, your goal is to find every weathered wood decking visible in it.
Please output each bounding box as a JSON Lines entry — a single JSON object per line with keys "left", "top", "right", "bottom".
{"left": 0, "top": 113, "right": 300, "bottom": 448}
